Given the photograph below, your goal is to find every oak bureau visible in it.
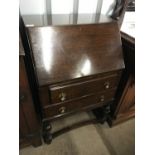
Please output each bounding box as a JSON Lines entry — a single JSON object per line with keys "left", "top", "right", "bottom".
{"left": 27, "top": 19, "right": 125, "bottom": 143}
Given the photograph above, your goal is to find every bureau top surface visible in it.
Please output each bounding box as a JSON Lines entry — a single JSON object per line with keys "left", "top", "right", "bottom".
{"left": 28, "top": 22, "right": 125, "bottom": 86}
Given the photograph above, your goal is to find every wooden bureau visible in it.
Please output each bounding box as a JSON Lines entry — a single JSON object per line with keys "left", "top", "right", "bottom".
{"left": 27, "top": 20, "right": 125, "bottom": 143}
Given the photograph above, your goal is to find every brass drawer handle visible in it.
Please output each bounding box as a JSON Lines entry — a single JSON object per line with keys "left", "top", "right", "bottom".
{"left": 104, "top": 82, "right": 110, "bottom": 89}
{"left": 59, "top": 92, "right": 66, "bottom": 101}
{"left": 100, "top": 95, "right": 105, "bottom": 102}
{"left": 59, "top": 106, "right": 66, "bottom": 114}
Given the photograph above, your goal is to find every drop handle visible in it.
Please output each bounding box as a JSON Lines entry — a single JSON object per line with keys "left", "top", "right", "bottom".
{"left": 59, "top": 107, "right": 66, "bottom": 114}
{"left": 59, "top": 92, "right": 66, "bottom": 101}
{"left": 104, "top": 82, "right": 110, "bottom": 89}
{"left": 100, "top": 95, "right": 105, "bottom": 102}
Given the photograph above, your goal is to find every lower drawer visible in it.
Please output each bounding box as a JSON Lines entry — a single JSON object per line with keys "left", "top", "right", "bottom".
{"left": 43, "top": 90, "right": 116, "bottom": 120}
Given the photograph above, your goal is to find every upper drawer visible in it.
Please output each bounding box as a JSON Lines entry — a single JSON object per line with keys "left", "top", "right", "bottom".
{"left": 49, "top": 73, "right": 121, "bottom": 104}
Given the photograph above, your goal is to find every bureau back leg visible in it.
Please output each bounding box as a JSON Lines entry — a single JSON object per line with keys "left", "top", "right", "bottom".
{"left": 93, "top": 103, "right": 111, "bottom": 124}
{"left": 43, "top": 122, "right": 52, "bottom": 144}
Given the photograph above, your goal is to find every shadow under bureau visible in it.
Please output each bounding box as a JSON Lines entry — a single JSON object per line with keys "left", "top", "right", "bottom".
{"left": 27, "top": 21, "right": 125, "bottom": 143}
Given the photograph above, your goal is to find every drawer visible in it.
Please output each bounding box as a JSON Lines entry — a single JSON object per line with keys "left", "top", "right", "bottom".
{"left": 49, "top": 74, "right": 120, "bottom": 104}
{"left": 44, "top": 90, "right": 116, "bottom": 119}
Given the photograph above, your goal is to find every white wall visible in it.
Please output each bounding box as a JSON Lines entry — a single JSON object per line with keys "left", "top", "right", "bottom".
{"left": 20, "top": 0, "right": 116, "bottom": 15}
{"left": 20, "top": 0, "right": 45, "bottom": 15}
{"left": 78, "top": 0, "right": 97, "bottom": 13}
{"left": 52, "top": 0, "right": 73, "bottom": 14}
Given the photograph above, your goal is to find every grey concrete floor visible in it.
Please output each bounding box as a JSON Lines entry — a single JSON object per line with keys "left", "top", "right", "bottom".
{"left": 20, "top": 112, "right": 135, "bottom": 155}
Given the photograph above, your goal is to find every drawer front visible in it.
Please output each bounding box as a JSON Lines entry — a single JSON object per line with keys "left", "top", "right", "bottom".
{"left": 49, "top": 74, "right": 120, "bottom": 104}
{"left": 44, "top": 90, "right": 116, "bottom": 119}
